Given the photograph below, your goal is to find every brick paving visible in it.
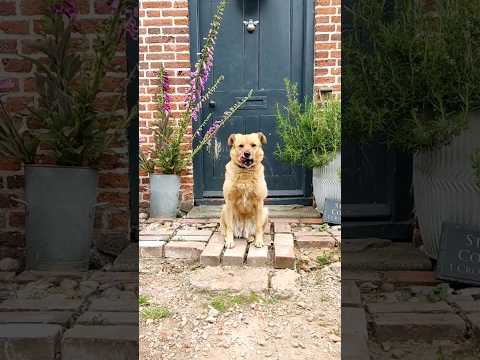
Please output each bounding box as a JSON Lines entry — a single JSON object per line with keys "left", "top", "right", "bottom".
{"left": 139, "top": 218, "right": 340, "bottom": 269}
{"left": 0, "top": 270, "right": 138, "bottom": 359}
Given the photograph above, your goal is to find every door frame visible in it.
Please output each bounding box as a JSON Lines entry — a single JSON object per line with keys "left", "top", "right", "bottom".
{"left": 188, "top": 0, "right": 315, "bottom": 205}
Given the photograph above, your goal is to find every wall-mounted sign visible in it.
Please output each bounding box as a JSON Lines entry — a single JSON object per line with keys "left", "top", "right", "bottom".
{"left": 323, "top": 198, "right": 341, "bottom": 225}
{"left": 437, "top": 222, "right": 480, "bottom": 285}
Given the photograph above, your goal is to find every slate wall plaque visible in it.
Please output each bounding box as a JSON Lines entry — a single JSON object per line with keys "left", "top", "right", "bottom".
{"left": 437, "top": 222, "right": 480, "bottom": 285}
{"left": 323, "top": 198, "right": 341, "bottom": 225}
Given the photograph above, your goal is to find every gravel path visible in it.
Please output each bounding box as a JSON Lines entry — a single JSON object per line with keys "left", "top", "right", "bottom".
{"left": 139, "top": 255, "right": 340, "bottom": 360}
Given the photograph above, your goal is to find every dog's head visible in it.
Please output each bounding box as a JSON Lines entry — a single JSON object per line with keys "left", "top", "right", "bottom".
{"left": 228, "top": 132, "right": 267, "bottom": 168}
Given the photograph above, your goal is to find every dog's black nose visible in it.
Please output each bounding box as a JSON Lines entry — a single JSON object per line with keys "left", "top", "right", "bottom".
{"left": 244, "top": 152, "right": 251, "bottom": 158}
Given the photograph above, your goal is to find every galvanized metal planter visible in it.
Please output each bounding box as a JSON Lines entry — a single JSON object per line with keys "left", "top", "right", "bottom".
{"left": 413, "top": 112, "right": 480, "bottom": 259}
{"left": 312, "top": 151, "right": 341, "bottom": 213}
{"left": 21, "top": 165, "right": 99, "bottom": 271}
{"left": 149, "top": 174, "right": 180, "bottom": 218}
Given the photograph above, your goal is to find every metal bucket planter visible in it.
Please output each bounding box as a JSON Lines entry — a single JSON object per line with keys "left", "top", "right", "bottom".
{"left": 312, "top": 151, "right": 341, "bottom": 213}
{"left": 21, "top": 165, "right": 99, "bottom": 271}
{"left": 149, "top": 174, "right": 180, "bottom": 218}
{"left": 413, "top": 112, "right": 480, "bottom": 259}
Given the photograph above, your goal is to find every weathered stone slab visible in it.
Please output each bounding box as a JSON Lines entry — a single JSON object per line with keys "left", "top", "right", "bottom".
{"left": 88, "top": 299, "right": 137, "bottom": 312}
{"left": 15, "top": 271, "right": 87, "bottom": 283}
{"left": 342, "top": 238, "right": 391, "bottom": 253}
{"left": 112, "top": 243, "right": 138, "bottom": 272}
{"left": 77, "top": 312, "right": 138, "bottom": 325}
{"left": 139, "top": 227, "right": 172, "bottom": 236}
{"left": 342, "top": 280, "right": 362, "bottom": 307}
{"left": 209, "top": 232, "right": 225, "bottom": 244}
{"left": 342, "top": 271, "right": 382, "bottom": 282}
{"left": 0, "top": 311, "right": 73, "bottom": 325}
{"left": 139, "top": 240, "right": 165, "bottom": 258}
{"left": 373, "top": 313, "right": 466, "bottom": 341}
{"left": 467, "top": 313, "right": 480, "bottom": 342}
{"left": 342, "top": 308, "right": 369, "bottom": 360}
{"left": 62, "top": 325, "right": 138, "bottom": 360}
{"left": 368, "top": 301, "right": 453, "bottom": 314}
{"left": 0, "top": 297, "right": 83, "bottom": 311}
{"left": 189, "top": 267, "right": 268, "bottom": 293}
{"left": 246, "top": 245, "right": 270, "bottom": 267}
{"left": 295, "top": 235, "right": 336, "bottom": 249}
{"left": 454, "top": 300, "right": 480, "bottom": 313}
{"left": 0, "top": 324, "right": 62, "bottom": 360}
{"left": 222, "top": 239, "right": 248, "bottom": 266}
{"left": 89, "top": 272, "right": 138, "bottom": 285}
{"left": 343, "top": 243, "right": 432, "bottom": 271}
{"left": 383, "top": 271, "right": 440, "bottom": 285}
{"left": 164, "top": 241, "right": 205, "bottom": 260}
{"left": 271, "top": 269, "right": 299, "bottom": 298}
{"left": 200, "top": 242, "right": 224, "bottom": 266}
{"left": 139, "top": 234, "right": 169, "bottom": 241}
{"left": 0, "top": 272, "right": 15, "bottom": 282}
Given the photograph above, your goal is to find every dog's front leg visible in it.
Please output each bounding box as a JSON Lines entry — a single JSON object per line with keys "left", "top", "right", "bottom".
{"left": 254, "top": 202, "right": 266, "bottom": 248}
{"left": 223, "top": 205, "right": 235, "bottom": 249}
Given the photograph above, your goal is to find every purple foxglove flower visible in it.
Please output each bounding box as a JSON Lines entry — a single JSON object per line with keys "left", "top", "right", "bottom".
{"left": 160, "top": 69, "right": 172, "bottom": 114}
{"left": 53, "top": 0, "right": 77, "bottom": 19}
{"left": 125, "top": 6, "right": 139, "bottom": 41}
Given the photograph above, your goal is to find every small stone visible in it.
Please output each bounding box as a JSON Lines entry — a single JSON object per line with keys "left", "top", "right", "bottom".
{"left": 329, "top": 334, "right": 340, "bottom": 343}
{"left": 292, "top": 342, "right": 299, "bottom": 348}
{"left": 381, "top": 283, "right": 395, "bottom": 292}
{"left": 0, "top": 257, "right": 19, "bottom": 272}
{"left": 60, "top": 279, "right": 78, "bottom": 291}
{"left": 382, "top": 342, "right": 392, "bottom": 351}
{"left": 391, "top": 349, "right": 403, "bottom": 359}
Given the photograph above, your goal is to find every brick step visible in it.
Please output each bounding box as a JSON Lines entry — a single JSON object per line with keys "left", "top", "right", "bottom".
{"left": 372, "top": 313, "right": 467, "bottom": 341}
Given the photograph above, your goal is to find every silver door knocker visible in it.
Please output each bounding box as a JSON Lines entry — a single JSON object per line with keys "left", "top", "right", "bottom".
{"left": 243, "top": 19, "right": 259, "bottom": 33}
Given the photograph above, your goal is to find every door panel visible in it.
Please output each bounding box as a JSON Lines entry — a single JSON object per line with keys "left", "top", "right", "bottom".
{"left": 192, "top": 0, "right": 312, "bottom": 202}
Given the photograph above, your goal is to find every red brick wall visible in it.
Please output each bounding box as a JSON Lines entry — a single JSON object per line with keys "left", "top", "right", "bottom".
{"left": 138, "top": 0, "right": 192, "bottom": 214}
{"left": 0, "top": 0, "right": 131, "bottom": 260}
{"left": 139, "top": 0, "right": 341, "bottom": 213}
{"left": 315, "top": 0, "right": 341, "bottom": 94}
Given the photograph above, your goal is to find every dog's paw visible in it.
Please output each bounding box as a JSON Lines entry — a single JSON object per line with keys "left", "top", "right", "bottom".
{"left": 247, "top": 235, "right": 255, "bottom": 243}
{"left": 225, "top": 241, "right": 235, "bottom": 249}
{"left": 254, "top": 239, "right": 264, "bottom": 248}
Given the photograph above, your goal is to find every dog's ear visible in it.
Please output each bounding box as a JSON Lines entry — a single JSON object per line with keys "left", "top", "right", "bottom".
{"left": 228, "top": 134, "right": 237, "bottom": 147}
{"left": 257, "top": 132, "right": 267, "bottom": 145}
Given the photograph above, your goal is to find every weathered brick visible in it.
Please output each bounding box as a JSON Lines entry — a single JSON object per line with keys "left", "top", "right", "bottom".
{"left": 273, "top": 242, "right": 295, "bottom": 269}
{"left": 273, "top": 222, "right": 291, "bottom": 233}
{"left": 77, "top": 312, "right": 138, "bottom": 325}
{"left": 296, "top": 235, "right": 336, "bottom": 249}
{"left": 62, "top": 325, "right": 138, "bottom": 359}
{"left": 0, "top": 324, "right": 62, "bottom": 359}
{"left": 368, "top": 302, "right": 453, "bottom": 314}
{"left": 383, "top": 271, "right": 440, "bottom": 285}
{"left": 139, "top": 240, "right": 165, "bottom": 258}
{"left": 200, "top": 241, "right": 224, "bottom": 266}
{"left": 246, "top": 245, "right": 270, "bottom": 267}
{"left": 373, "top": 313, "right": 466, "bottom": 341}
{"left": 164, "top": 241, "right": 205, "bottom": 260}
{"left": 222, "top": 239, "right": 248, "bottom": 266}
{"left": 0, "top": 311, "right": 74, "bottom": 325}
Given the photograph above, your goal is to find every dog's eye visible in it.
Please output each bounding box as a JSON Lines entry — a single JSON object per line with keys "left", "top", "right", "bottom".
{"left": 239, "top": 144, "right": 244, "bottom": 148}
{"left": 251, "top": 144, "right": 256, "bottom": 147}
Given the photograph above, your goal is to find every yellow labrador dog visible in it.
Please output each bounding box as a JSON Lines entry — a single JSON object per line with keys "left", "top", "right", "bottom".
{"left": 220, "top": 132, "right": 268, "bottom": 249}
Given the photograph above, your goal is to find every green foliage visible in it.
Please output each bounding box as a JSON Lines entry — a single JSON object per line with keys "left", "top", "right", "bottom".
{"left": 138, "top": 294, "right": 151, "bottom": 306}
{"left": 343, "top": 0, "right": 480, "bottom": 152}
{"left": 316, "top": 251, "right": 336, "bottom": 269}
{"left": 0, "top": 0, "right": 135, "bottom": 167}
{"left": 275, "top": 80, "right": 341, "bottom": 169}
{"left": 472, "top": 148, "right": 480, "bottom": 191}
{"left": 140, "top": 306, "right": 171, "bottom": 320}
{"left": 209, "top": 292, "right": 268, "bottom": 313}
{"left": 0, "top": 99, "right": 38, "bottom": 164}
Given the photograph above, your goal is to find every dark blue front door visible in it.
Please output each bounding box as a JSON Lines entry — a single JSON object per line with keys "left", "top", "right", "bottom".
{"left": 190, "top": 0, "right": 314, "bottom": 204}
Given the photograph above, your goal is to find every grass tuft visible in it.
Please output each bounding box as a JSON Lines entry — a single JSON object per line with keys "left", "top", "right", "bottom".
{"left": 209, "top": 292, "right": 271, "bottom": 313}
{"left": 316, "top": 251, "right": 336, "bottom": 268}
{"left": 141, "top": 306, "right": 171, "bottom": 320}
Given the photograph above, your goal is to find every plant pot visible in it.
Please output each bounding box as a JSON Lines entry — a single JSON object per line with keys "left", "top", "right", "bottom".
{"left": 312, "top": 151, "right": 341, "bottom": 213}
{"left": 149, "top": 174, "right": 180, "bottom": 218}
{"left": 413, "top": 113, "right": 480, "bottom": 259}
{"left": 23, "top": 165, "right": 98, "bottom": 271}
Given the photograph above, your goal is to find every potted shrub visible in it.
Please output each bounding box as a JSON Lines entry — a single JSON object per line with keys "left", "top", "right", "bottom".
{"left": 0, "top": 0, "right": 136, "bottom": 270}
{"left": 139, "top": 0, "right": 252, "bottom": 218}
{"left": 344, "top": 0, "right": 480, "bottom": 258}
{"left": 275, "top": 80, "right": 341, "bottom": 212}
